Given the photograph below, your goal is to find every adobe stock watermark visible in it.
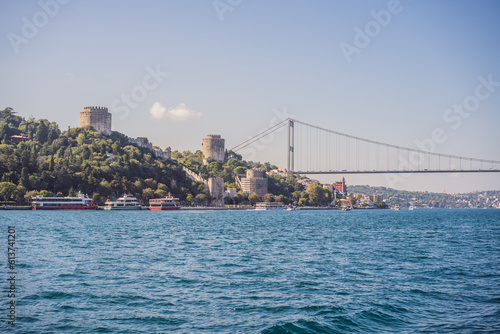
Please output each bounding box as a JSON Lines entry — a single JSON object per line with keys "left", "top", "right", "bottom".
{"left": 7, "top": 0, "right": 71, "bottom": 54}
{"left": 339, "top": 0, "right": 407, "bottom": 64}
{"left": 385, "top": 74, "right": 499, "bottom": 187}
{"left": 213, "top": 0, "right": 243, "bottom": 21}
{"left": 239, "top": 107, "right": 295, "bottom": 161}
{"left": 110, "top": 65, "right": 168, "bottom": 120}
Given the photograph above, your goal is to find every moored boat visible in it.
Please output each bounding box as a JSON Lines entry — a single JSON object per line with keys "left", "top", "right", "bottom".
{"left": 31, "top": 195, "right": 98, "bottom": 210}
{"left": 255, "top": 202, "right": 286, "bottom": 210}
{"left": 149, "top": 196, "right": 181, "bottom": 210}
{"left": 104, "top": 194, "right": 141, "bottom": 210}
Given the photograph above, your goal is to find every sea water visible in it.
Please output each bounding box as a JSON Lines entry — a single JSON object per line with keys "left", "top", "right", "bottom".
{"left": 1, "top": 209, "right": 499, "bottom": 333}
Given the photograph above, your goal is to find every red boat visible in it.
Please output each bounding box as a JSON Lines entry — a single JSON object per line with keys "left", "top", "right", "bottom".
{"left": 149, "top": 196, "right": 181, "bottom": 210}
{"left": 31, "top": 195, "right": 98, "bottom": 210}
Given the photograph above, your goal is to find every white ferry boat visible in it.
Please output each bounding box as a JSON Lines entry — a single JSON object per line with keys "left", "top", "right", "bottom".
{"left": 255, "top": 202, "right": 286, "bottom": 210}
{"left": 31, "top": 195, "right": 98, "bottom": 210}
{"left": 104, "top": 195, "right": 141, "bottom": 210}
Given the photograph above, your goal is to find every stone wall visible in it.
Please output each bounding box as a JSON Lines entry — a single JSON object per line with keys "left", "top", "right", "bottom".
{"left": 128, "top": 137, "right": 153, "bottom": 150}
{"left": 153, "top": 148, "right": 171, "bottom": 160}
{"left": 182, "top": 166, "right": 206, "bottom": 184}
{"left": 181, "top": 167, "right": 224, "bottom": 207}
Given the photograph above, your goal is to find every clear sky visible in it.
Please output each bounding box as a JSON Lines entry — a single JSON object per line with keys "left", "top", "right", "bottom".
{"left": 1, "top": 0, "right": 499, "bottom": 193}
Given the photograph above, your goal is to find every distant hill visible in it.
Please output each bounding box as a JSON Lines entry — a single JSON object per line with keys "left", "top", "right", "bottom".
{"left": 348, "top": 184, "right": 500, "bottom": 208}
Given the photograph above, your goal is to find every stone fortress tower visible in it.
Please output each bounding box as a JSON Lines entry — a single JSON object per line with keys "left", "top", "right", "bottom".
{"left": 202, "top": 134, "right": 225, "bottom": 165}
{"left": 80, "top": 106, "right": 112, "bottom": 135}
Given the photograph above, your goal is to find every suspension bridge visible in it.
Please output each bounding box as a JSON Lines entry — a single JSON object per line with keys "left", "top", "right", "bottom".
{"left": 231, "top": 118, "right": 500, "bottom": 175}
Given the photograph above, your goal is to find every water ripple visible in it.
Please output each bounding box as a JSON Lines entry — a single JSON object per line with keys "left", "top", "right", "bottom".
{"left": 2, "top": 209, "right": 499, "bottom": 333}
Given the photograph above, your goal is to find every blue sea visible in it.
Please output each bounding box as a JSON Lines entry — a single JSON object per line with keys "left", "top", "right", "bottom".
{"left": 1, "top": 209, "right": 500, "bottom": 333}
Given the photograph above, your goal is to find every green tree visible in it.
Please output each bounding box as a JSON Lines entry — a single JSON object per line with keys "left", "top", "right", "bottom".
{"left": 234, "top": 166, "right": 247, "bottom": 175}
{"left": 207, "top": 161, "right": 223, "bottom": 178}
{"left": 275, "top": 194, "right": 287, "bottom": 204}
{"left": 233, "top": 193, "right": 243, "bottom": 204}
{"left": 98, "top": 181, "right": 113, "bottom": 198}
{"left": 68, "top": 187, "right": 77, "bottom": 197}
{"left": 195, "top": 193, "right": 208, "bottom": 205}
{"left": 248, "top": 193, "right": 262, "bottom": 204}
{"left": 142, "top": 188, "right": 155, "bottom": 201}
{"left": 24, "top": 190, "right": 39, "bottom": 202}
{"left": 154, "top": 188, "right": 167, "bottom": 198}
{"left": 93, "top": 193, "right": 105, "bottom": 206}
{"left": 157, "top": 183, "right": 169, "bottom": 192}
{"left": 306, "top": 184, "right": 324, "bottom": 206}
{"left": 263, "top": 193, "right": 274, "bottom": 202}
{"left": 35, "top": 122, "right": 49, "bottom": 144}
{"left": 186, "top": 193, "right": 194, "bottom": 205}
{"left": 39, "top": 190, "right": 53, "bottom": 197}
{"left": 19, "top": 167, "right": 30, "bottom": 189}
{"left": 0, "top": 182, "right": 17, "bottom": 202}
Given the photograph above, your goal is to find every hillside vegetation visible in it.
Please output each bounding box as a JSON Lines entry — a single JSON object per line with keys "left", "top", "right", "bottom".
{"left": 0, "top": 107, "right": 329, "bottom": 207}
{"left": 0, "top": 108, "right": 204, "bottom": 205}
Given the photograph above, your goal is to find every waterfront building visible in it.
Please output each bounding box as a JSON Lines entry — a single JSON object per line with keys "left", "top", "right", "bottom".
{"left": 333, "top": 177, "right": 347, "bottom": 194}
{"left": 370, "top": 194, "right": 384, "bottom": 202}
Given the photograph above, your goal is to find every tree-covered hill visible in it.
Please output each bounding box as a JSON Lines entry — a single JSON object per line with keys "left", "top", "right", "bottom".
{"left": 0, "top": 107, "right": 340, "bottom": 207}
{"left": 0, "top": 108, "right": 205, "bottom": 205}
{"left": 348, "top": 185, "right": 500, "bottom": 208}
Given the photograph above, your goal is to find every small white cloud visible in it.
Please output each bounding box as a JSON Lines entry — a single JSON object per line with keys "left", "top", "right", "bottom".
{"left": 150, "top": 102, "right": 167, "bottom": 119}
{"left": 150, "top": 102, "right": 202, "bottom": 121}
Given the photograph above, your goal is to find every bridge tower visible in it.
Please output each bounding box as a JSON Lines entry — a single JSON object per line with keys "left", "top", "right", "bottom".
{"left": 287, "top": 119, "right": 294, "bottom": 172}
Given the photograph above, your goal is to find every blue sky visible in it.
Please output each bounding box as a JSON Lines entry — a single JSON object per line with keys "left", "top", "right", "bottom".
{"left": 1, "top": 0, "right": 499, "bottom": 193}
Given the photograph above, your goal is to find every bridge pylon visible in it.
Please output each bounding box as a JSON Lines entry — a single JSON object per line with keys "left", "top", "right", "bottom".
{"left": 287, "top": 118, "right": 294, "bottom": 172}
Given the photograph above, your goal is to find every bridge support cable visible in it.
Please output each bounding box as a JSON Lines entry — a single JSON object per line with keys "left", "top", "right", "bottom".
{"left": 291, "top": 118, "right": 500, "bottom": 174}
{"left": 229, "top": 117, "right": 500, "bottom": 174}
{"left": 292, "top": 119, "right": 500, "bottom": 166}
{"left": 230, "top": 119, "right": 288, "bottom": 153}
